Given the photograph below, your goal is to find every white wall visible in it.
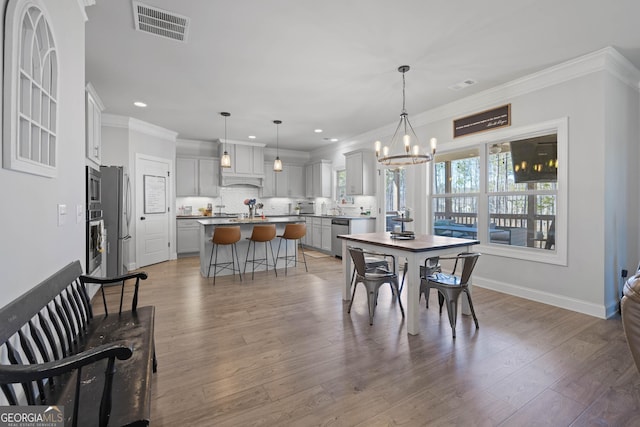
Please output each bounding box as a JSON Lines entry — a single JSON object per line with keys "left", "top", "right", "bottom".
{"left": 604, "top": 70, "right": 640, "bottom": 312}
{"left": 0, "top": 0, "right": 87, "bottom": 308}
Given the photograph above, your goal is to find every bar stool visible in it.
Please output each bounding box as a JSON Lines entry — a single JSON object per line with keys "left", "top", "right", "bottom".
{"left": 275, "top": 223, "right": 308, "bottom": 275}
{"left": 207, "top": 226, "right": 242, "bottom": 285}
{"left": 244, "top": 224, "right": 278, "bottom": 279}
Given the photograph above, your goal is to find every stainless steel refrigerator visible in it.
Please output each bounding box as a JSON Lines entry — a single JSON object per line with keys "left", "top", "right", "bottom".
{"left": 100, "top": 165, "right": 132, "bottom": 277}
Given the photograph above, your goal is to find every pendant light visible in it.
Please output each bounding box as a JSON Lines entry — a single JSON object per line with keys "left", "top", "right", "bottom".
{"left": 374, "top": 65, "right": 437, "bottom": 166}
{"left": 273, "top": 120, "right": 283, "bottom": 172}
{"left": 220, "top": 112, "right": 231, "bottom": 168}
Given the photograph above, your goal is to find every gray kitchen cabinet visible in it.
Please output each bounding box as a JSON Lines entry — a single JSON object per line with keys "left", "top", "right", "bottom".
{"left": 219, "top": 142, "right": 265, "bottom": 186}
{"left": 302, "top": 216, "right": 331, "bottom": 253}
{"left": 305, "top": 160, "right": 332, "bottom": 197}
{"left": 262, "top": 163, "right": 305, "bottom": 198}
{"left": 176, "top": 156, "right": 220, "bottom": 197}
{"left": 85, "top": 83, "right": 104, "bottom": 166}
{"left": 311, "top": 217, "right": 322, "bottom": 250}
{"left": 262, "top": 161, "right": 275, "bottom": 197}
{"left": 321, "top": 218, "right": 332, "bottom": 252}
{"left": 288, "top": 165, "right": 305, "bottom": 197}
{"left": 275, "top": 168, "right": 290, "bottom": 197}
{"left": 177, "top": 219, "right": 200, "bottom": 255}
{"left": 344, "top": 149, "right": 376, "bottom": 195}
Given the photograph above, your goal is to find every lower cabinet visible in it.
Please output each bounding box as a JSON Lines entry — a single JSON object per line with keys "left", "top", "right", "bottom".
{"left": 177, "top": 219, "right": 200, "bottom": 255}
{"left": 321, "top": 219, "right": 331, "bottom": 252}
{"left": 303, "top": 217, "right": 332, "bottom": 253}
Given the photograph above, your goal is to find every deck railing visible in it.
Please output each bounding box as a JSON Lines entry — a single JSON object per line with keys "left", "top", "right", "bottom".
{"left": 433, "top": 212, "right": 555, "bottom": 249}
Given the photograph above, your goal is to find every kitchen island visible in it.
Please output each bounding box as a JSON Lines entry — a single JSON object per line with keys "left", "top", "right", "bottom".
{"left": 198, "top": 216, "right": 306, "bottom": 277}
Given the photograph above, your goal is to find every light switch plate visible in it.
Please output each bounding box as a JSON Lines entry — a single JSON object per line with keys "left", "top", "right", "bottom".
{"left": 57, "top": 204, "right": 67, "bottom": 227}
{"left": 76, "top": 204, "right": 84, "bottom": 223}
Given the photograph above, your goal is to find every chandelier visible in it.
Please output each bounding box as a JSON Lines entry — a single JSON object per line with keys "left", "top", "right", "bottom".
{"left": 220, "top": 112, "right": 231, "bottom": 168}
{"left": 273, "top": 120, "right": 283, "bottom": 172}
{"left": 374, "top": 65, "right": 436, "bottom": 166}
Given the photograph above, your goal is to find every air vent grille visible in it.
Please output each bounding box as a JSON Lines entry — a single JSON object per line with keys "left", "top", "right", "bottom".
{"left": 132, "top": 1, "right": 189, "bottom": 42}
{"left": 448, "top": 79, "right": 477, "bottom": 91}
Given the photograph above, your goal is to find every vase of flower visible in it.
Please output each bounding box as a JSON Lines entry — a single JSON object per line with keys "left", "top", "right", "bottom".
{"left": 244, "top": 198, "right": 257, "bottom": 218}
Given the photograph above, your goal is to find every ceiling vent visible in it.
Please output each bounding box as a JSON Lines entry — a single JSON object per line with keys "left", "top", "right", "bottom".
{"left": 132, "top": 1, "right": 190, "bottom": 43}
{"left": 448, "top": 79, "right": 477, "bottom": 91}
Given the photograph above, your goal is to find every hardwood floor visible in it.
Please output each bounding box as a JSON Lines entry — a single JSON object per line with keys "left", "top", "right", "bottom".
{"left": 101, "top": 252, "right": 640, "bottom": 426}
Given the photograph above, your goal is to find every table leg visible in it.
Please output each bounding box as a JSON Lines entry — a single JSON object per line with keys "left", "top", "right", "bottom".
{"left": 342, "top": 239, "right": 352, "bottom": 300}
{"left": 406, "top": 254, "right": 420, "bottom": 335}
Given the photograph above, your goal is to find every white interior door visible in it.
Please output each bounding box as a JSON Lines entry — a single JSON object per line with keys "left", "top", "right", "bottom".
{"left": 136, "top": 155, "right": 171, "bottom": 268}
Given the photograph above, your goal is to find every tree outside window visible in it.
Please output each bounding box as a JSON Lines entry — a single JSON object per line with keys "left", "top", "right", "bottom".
{"left": 384, "top": 168, "right": 406, "bottom": 231}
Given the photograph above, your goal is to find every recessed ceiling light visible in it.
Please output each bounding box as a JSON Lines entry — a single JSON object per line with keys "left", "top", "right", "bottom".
{"left": 133, "top": 101, "right": 147, "bottom": 107}
{"left": 248, "top": 135, "right": 256, "bottom": 139}
{"left": 330, "top": 138, "right": 338, "bottom": 142}
{"left": 314, "top": 129, "right": 323, "bottom": 133}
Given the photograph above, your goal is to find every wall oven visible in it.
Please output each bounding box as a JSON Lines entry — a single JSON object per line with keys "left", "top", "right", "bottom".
{"left": 87, "top": 218, "right": 104, "bottom": 273}
{"left": 86, "top": 167, "right": 103, "bottom": 273}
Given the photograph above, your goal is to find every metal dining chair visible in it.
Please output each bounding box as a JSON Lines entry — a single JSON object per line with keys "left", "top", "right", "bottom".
{"left": 348, "top": 246, "right": 404, "bottom": 325}
{"left": 420, "top": 252, "right": 480, "bottom": 338}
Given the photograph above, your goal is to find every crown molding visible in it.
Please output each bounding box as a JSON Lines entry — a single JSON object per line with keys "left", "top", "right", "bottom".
{"left": 102, "top": 114, "right": 178, "bottom": 141}
{"left": 340, "top": 47, "right": 640, "bottom": 148}
{"left": 410, "top": 46, "right": 640, "bottom": 130}
{"left": 75, "top": 0, "right": 94, "bottom": 22}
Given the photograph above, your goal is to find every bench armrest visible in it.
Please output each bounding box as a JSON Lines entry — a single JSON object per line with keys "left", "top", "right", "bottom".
{"left": 80, "top": 272, "right": 148, "bottom": 315}
{"left": 80, "top": 271, "right": 148, "bottom": 286}
{"left": 0, "top": 342, "right": 132, "bottom": 383}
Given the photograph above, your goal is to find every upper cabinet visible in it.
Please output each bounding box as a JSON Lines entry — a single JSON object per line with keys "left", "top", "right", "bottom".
{"left": 344, "top": 149, "right": 376, "bottom": 195}
{"left": 305, "top": 160, "right": 332, "bottom": 198}
{"left": 262, "top": 163, "right": 305, "bottom": 198}
{"left": 177, "top": 156, "right": 220, "bottom": 197}
{"left": 219, "top": 141, "right": 265, "bottom": 186}
{"left": 85, "top": 83, "right": 104, "bottom": 166}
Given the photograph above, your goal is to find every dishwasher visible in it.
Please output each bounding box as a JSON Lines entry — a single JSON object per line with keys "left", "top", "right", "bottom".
{"left": 331, "top": 218, "right": 350, "bottom": 258}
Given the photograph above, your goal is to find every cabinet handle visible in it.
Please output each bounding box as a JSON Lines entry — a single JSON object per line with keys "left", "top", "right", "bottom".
{"left": 140, "top": 216, "right": 146, "bottom": 220}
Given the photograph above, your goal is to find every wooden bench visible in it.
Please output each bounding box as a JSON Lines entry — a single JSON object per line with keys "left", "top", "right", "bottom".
{"left": 0, "top": 260, "right": 156, "bottom": 427}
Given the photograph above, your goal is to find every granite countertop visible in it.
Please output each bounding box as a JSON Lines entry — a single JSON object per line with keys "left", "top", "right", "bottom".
{"left": 197, "top": 216, "right": 306, "bottom": 225}
{"left": 299, "top": 214, "right": 376, "bottom": 220}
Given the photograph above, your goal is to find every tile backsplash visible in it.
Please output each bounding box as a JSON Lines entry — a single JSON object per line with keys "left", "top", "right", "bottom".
{"left": 176, "top": 186, "right": 377, "bottom": 217}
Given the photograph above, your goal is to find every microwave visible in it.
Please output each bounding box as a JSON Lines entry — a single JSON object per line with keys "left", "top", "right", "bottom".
{"left": 86, "top": 166, "right": 102, "bottom": 218}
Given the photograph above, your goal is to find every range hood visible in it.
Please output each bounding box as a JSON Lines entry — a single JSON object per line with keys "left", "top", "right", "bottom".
{"left": 220, "top": 175, "right": 263, "bottom": 187}
{"left": 219, "top": 140, "right": 266, "bottom": 188}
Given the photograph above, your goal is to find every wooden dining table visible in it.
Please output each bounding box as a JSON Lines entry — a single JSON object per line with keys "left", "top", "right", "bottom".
{"left": 338, "top": 232, "right": 480, "bottom": 335}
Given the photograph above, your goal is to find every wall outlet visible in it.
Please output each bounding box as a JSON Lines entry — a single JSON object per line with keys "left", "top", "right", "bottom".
{"left": 57, "top": 204, "right": 67, "bottom": 226}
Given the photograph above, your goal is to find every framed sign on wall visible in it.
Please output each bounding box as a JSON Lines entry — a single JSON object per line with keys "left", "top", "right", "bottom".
{"left": 143, "top": 174, "right": 167, "bottom": 214}
{"left": 453, "top": 104, "right": 511, "bottom": 138}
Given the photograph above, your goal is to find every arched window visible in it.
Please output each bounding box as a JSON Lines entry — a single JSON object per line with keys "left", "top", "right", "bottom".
{"left": 3, "top": 0, "right": 58, "bottom": 177}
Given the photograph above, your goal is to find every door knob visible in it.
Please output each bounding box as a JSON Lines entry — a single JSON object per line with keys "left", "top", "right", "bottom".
{"left": 140, "top": 216, "right": 146, "bottom": 220}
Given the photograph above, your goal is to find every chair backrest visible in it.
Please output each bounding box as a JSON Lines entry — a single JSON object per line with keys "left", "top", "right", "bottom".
{"left": 250, "top": 224, "right": 276, "bottom": 242}
{"left": 213, "top": 226, "right": 241, "bottom": 244}
{"left": 453, "top": 252, "right": 480, "bottom": 285}
{"left": 282, "top": 223, "right": 306, "bottom": 240}
{"left": 422, "top": 256, "right": 441, "bottom": 277}
{"left": 348, "top": 247, "right": 368, "bottom": 277}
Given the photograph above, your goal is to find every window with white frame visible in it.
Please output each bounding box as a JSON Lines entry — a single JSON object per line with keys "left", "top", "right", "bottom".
{"left": 432, "top": 148, "right": 480, "bottom": 238}
{"left": 430, "top": 118, "right": 567, "bottom": 265}
{"left": 486, "top": 135, "right": 557, "bottom": 250}
{"left": 3, "top": 0, "right": 58, "bottom": 177}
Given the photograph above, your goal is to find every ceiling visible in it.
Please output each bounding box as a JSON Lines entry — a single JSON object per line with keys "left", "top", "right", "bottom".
{"left": 85, "top": 0, "right": 640, "bottom": 152}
